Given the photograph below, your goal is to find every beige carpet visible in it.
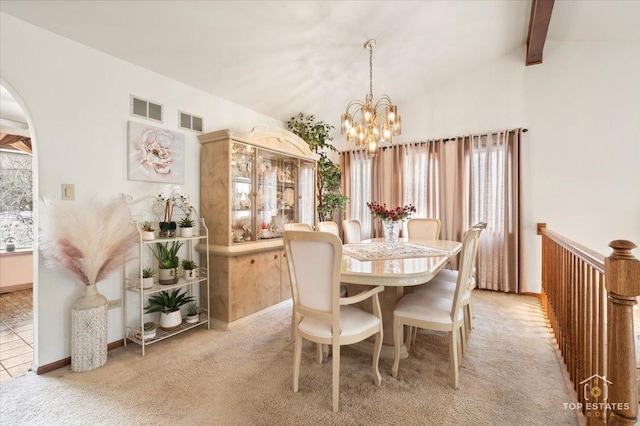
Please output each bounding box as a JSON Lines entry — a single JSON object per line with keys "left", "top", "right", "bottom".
{"left": 0, "top": 291, "right": 577, "bottom": 425}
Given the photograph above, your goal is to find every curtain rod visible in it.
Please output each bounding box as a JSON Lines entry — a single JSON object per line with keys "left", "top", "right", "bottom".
{"left": 442, "top": 128, "right": 528, "bottom": 142}
{"left": 339, "top": 128, "right": 528, "bottom": 154}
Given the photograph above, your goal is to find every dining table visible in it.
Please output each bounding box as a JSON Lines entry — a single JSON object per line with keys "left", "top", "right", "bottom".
{"left": 340, "top": 238, "right": 462, "bottom": 359}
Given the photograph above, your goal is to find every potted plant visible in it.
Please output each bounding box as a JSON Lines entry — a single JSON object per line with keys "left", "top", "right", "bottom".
{"left": 286, "top": 113, "right": 349, "bottom": 222}
{"left": 141, "top": 221, "right": 156, "bottom": 241}
{"left": 144, "top": 288, "right": 195, "bottom": 330}
{"left": 185, "top": 302, "right": 200, "bottom": 324}
{"left": 149, "top": 241, "right": 183, "bottom": 285}
{"left": 181, "top": 259, "right": 197, "bottom": 280}
{"left": 141, "top": 267, "right": 155, "bottom": 289}
{"left": 158, "top": 185, "right": 191, "bottom": 238}
{"left": 178, "top": 215, "right": 195, "bottom": 237}
{"left": 143, "top": 321, "right": 157, "bottom": 339}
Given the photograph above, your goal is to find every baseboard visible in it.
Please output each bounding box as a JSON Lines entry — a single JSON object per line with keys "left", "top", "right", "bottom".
{"left": 218, "top": 299, "right": 293, "bottom": 330}
{"left": 36, "top": 339, "right": 125, "bottom": 375}
{"left": 0, "top": 283, "right": 33, "bottom": 294}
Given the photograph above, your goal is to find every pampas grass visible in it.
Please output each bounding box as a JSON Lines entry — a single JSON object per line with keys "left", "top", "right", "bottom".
{"left": 40, "top": 196, "right": 139, "bottom": 286}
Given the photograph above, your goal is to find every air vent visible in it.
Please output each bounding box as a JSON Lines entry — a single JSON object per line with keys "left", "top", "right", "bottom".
{"left": 130, "top": 95, "right": 163, "bottom": 122}
{"left": 178, "top": 111, "right": 203, "bottom": 133}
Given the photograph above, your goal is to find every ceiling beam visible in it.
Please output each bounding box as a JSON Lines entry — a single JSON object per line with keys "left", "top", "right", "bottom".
{"left": 526, "top": 0, "right": 555, "bottom": 66}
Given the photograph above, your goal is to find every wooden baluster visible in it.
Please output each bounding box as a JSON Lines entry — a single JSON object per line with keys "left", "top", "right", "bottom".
{"left": 606, "top": 240, "right": 639, "bottom": 425}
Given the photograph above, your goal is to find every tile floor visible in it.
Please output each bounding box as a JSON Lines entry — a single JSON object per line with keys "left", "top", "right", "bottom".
{"left": 0, "top": 289, "right": 33, "bottom": 383}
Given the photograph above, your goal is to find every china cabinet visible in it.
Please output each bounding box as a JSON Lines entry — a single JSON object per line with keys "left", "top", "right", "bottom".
{"left": 123, "top": 195, "right": 210, "bottom": 356}
{"left": 198, "top": 127, "right": 317, "bottom": 327}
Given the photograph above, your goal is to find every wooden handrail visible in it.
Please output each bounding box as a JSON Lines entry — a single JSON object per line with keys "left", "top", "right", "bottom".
{"left": 537, "top": 223, "right": 605, "bottom": 273}
{"left": 537, "top": 223, "right": 639, "bottom": 425}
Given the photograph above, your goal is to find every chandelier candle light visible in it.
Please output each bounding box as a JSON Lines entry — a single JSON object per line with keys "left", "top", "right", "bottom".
{"left": 367, "top": 201, "right": 416, "bottom": 250}
{"left": 341, "top": 39, "right": 402, "bottom": 156}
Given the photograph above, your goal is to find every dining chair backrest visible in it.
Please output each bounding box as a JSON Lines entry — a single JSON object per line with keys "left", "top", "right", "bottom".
{"left": 284, "top": 231, "right": 342, "bottom": 314}
{"left": 407, "top": 218, "right": 441, "bottom": 241}
{"left": 342, "top": 219, "right": 362, "bottom": 244}
{"left": 284, "top": 222, "right": 313, "bottom": 232}
{"left": 317, "top": 221, "right": 340, "bottom": 238}
{"left": 451, "top": 227, "right": 481, "bottom": 321}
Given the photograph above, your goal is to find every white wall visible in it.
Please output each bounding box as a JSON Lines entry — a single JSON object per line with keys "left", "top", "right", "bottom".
{"left": 0, "top": 13, "right": 281, "bottom": 368}
{"left": 336, "top": 42, "right": 640, "bottom": 294}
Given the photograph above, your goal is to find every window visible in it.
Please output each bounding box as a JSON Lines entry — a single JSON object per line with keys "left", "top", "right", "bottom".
{"left": 0, "top": 149, "right": 33, "bottom": 250}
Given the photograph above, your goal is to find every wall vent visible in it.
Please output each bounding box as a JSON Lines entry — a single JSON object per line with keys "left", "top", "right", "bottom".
{"left": 130, "top": 95, "right": 163, "bottom": 122}
{"left": 178, "top": 111, "right": 203, "bottom": 133}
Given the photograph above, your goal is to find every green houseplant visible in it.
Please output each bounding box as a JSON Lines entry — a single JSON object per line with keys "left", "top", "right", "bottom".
{"left": 141, "top": 221, "right": 156, "bottom": 241}
{"left": 286, "top": 113, "right": 348, "bottom": 222}
{"left": 185, "top": 302, "right": 200, "bottom": 324}
{"left": 141, "top": 267, "right": 155, "bottom": 289}
{"left": 181, "top": 259, "right": 197, "bottom": 280}
{"left": 178, "top": 214, "right": 195, "bottom": 237}
{"left": 144, "top": 288, "right": 195, "bottom": 329}
{"left": 143, "top": 321, "right": 157, "bottom": 339}
{"left": 149, "top": 241, "right": 183, "bottom": 284}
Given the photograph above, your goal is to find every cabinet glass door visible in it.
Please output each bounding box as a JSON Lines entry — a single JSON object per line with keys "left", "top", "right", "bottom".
{"left": 231, "top": 142, "right": 254, "bottom": 243}
{"left": 298, "top": 160, "right": 316, "bottom": 228}
{"left": 256, "top": 150, "right": 297, "bottom": 240}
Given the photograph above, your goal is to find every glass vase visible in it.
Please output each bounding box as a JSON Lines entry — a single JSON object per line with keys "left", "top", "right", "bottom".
{"left": 382, "top": 220, "right": 401, "bottom": 250}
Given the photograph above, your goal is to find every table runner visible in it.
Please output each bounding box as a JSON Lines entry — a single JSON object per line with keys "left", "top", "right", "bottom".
{"left": 343, "top": 242, "right": 454, "bottom": 262}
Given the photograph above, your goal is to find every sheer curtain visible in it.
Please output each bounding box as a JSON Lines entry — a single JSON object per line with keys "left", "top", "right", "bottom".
{"left": 340, "top": 150, "right": 373, "bottom": 239}
{"left": 469, "top": 130, "right": 522, "bottom": 292}
{"left": 402, "top": 141, "right": 446, "bottom": 237}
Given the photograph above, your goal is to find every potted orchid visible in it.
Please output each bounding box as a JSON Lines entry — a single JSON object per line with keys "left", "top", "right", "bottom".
{"left": 158, "top": 185, "right": 191, "bottom": 238}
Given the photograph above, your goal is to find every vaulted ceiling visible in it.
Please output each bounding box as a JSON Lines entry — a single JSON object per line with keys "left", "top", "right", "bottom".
{"left": 1, "top": 1, "right": 639, "bottom": 135}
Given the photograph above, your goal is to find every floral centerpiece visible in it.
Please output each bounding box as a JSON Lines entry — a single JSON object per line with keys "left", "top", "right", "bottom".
{"left": 158, "top": 185, "right": 192, "bottom": 237}
{"left": 367, "top": 201, "right": 416, "bottom": 222}
{"left": 367, "top": 201, "right": 416, "bottom": 250}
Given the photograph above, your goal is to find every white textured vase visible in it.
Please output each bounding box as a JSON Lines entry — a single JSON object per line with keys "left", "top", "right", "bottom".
{"left": 180, "top": 227, "right": 193, "bottom": 237}
{"left": 158, "top": 267, "right": 178, "bottom": 285}
{"left": 382, "top": 220, "right": 401, "bottom": 250}
{"left": 160, "top": 310, "right": 182, "bottom": 329}
{"left": 71, "top": 284, "right": 108, "bottom": 373}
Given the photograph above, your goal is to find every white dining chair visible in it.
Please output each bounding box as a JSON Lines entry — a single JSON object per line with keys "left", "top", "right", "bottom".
{"left": 406, "top": 218, "right": 441, "bottom": 241}
{"left": 391, "top": 227, "right": 481, "bottom": 389}
{"left": 283, "top": 223, "right": 313, "bottom": 347}
{"left": 410, "top": 222, "right": 486, "bottom": 345}
{"left": 284, "top": 230, "right": 384, "bottom": 412}
{"left": 317, "top": 221, "right": 340, "bottom": 238}
{"left": 283, "top": 222, "right": 313, "bottom": 232}
{"left": 342, "top": 219, "right": 362, "bottom": 244}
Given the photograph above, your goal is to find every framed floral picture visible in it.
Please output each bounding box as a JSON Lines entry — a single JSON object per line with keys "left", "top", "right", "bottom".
{"left": 127, "top": 121, "right": 185, "bottom": 183}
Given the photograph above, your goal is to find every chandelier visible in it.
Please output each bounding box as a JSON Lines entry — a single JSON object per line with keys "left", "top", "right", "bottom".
{"left": 341, "top": 39, "right": 401, "bottom": 156}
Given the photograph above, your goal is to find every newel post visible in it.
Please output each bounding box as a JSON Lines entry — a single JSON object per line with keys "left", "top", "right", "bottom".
{"left": 606, "top": 240, "right": 640, "bottom": 425}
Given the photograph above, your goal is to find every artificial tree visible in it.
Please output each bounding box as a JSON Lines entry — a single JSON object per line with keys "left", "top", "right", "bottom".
{"left": 286, "top": 113, "right": 348, "bottom": 222}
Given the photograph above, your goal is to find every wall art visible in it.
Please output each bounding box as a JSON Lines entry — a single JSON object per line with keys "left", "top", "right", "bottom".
{"left": 128, "top": 121, "right": 185, "bottom": 183}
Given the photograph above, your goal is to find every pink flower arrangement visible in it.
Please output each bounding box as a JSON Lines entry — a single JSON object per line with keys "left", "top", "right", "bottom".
{"left": 367, "top": 201, "right": 416, "bottom": 222}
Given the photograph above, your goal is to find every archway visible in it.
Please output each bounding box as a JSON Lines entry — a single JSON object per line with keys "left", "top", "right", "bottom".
{"left": 0, "top": 78, "right": 39, "bottom": 379}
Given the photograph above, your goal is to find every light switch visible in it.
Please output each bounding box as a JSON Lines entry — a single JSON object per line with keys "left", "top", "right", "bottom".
{"left": 61, "top": 184, "right": 75, "bottom": 200}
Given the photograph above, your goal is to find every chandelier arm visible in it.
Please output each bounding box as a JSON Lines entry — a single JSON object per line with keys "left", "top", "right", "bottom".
{"left": 373, "top": 96, "right": 393, "bottom": 109}
{"left": 345, "top": 100, "right": 366, "bottom": 112}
